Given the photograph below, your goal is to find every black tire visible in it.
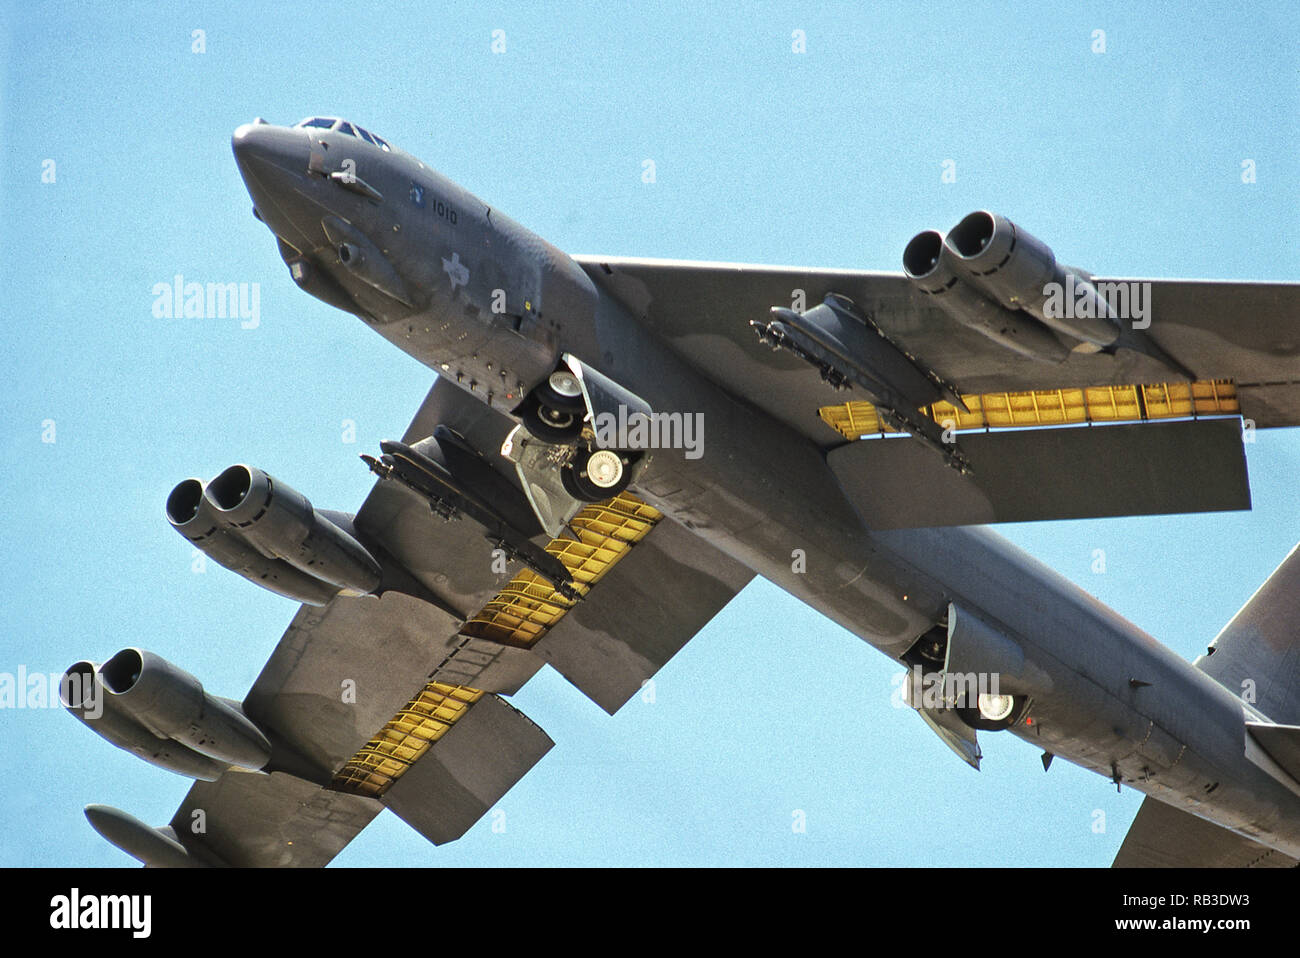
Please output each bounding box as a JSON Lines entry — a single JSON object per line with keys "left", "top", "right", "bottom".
{"left": 535, "top": 375, "right": 586, "bottom": 414}
{"left": 957, "top": 693, "right": 1028, "bottom": 732}
{"left": 520, "top": 401, "right": 584, "bottom": 443}
{"left": 561, "top": 464, "right": 597, "bottom": 501}
{"left": 563, "top": 448, "right": 634, "bottom": 501}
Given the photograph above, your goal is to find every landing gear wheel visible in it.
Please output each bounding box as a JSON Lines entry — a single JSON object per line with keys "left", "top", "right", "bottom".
{"left": 562, "top": 448, "right": 633, "bottom": 501}
{"left": 520, "top": 401, "right": 584, "bottom": 443}
{"left": 957, "top": 693, "right": 1027, "bottom": 732}
{"left": 518, "top": 370, "right": 587, "bottom": 443}
{"left": 537, "top": 370, "right": 586, "bottom": 413}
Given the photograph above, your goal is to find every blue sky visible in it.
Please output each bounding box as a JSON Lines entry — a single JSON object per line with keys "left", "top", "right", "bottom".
{"left": 2, "top": 2, "right": 1298, "bottom": 866}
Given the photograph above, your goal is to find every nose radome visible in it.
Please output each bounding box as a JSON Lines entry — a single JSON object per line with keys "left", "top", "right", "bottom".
{"left": 231, "top": 122, "right": 325, "bottom": 256}
{"left": 232, "top": 122, "right": 309, "bottom": 179}
{"left": 231, "top": 122, "right": 264, "bottom": 163}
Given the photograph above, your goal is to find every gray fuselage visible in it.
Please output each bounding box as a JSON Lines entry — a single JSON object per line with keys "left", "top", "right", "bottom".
{"left": 231, "top": 117, "right": 1300, "bottom": 859}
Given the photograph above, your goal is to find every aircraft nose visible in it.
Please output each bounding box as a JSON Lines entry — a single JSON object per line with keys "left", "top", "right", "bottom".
{"left": 231, "top": 121, "right": 273, "bottom": 168}
{"left": 231, "top": 120, "right": 306, "bottom": 175}
{"left": 232, "top": 120, "right": 320, "bottom": 249}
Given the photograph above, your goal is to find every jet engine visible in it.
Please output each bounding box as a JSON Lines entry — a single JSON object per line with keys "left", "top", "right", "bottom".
{"left": 904, "top": 210, "right": 1124, "bottom": 357}
{"left": 60, "top": 660, "right": 229, "bottom": 781}
{"left": 206, "top": 465, "right": 382, "bottom": 594}
{"left": 167, "top": 478, "right": 340, "bottom": 605}
{"left": 902, "top": 229, "right": 1069, "bottom": 362}
{"left": 944, "top": 210, "right": 1121, "bottom": 348}
{"left": 169, "top": 465, "right": 383, "bottom": 601}
{"left": 95, "top": 648, "right": 272, "bottom": 771}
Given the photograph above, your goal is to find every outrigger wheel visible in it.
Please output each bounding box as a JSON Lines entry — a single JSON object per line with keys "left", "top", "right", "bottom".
{"left": 520, "top": 370, "right": 587, "bottom": 443}
{"left": 563, "top": 447, "right": 634, "bottom": 501}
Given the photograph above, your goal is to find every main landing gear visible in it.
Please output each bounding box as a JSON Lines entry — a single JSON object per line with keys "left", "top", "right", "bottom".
{"left": 519, "top": 370, "right": 586, "bottom": 443}
{"left": 517, "top": 369, "right": 640, "bottom": 503}
{"left": 563, "top": 447, "right": 634, "bottom": 501}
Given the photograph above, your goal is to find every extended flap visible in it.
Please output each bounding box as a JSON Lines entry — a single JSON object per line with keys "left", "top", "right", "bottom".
{"left": 381, "top": 695, "right": 553, "bottom": 845}
{"left": 530, "top": 515, "right": 753, "bottom": 714}
{"left": 827, "top": 418, "right": 1249, "bottom": 529}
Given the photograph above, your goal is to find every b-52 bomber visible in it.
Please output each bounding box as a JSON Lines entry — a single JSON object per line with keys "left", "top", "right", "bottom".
{"left": 62, "top": 116, "right": 1300, "bottom": 867}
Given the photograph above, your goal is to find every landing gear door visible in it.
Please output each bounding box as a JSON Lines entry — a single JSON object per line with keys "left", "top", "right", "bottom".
{"left": 561, "top": 353, "right": 653, "bottom": 442}
{"left": 944, "top": 604, "right": 1029, "bottom": 691}
{"left": 902, "top": 675, "right": 983, "bottom": 770}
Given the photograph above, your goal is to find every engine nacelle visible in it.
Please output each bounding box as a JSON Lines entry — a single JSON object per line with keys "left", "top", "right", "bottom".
{"left": 902, "top": 229, "right": 1069, "bottom": 362}
{"left": 167, "top": 478, "right": 340, "bottom": 606}
{"left": 98, "top": 648, "right": 272, "bottom": 771}
{"left": 204, "top": 465, "right": 383, "bottom": 596}
{"left": 944, "top": 210, "right": 1120, "bottom": 348}
{"left": 60, "top": 660, "right": 229, "bottom": 780}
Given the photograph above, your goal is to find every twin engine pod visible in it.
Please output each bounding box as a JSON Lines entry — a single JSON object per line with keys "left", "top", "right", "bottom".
{"left": 903, "top": 210, "right": 1122, "bottom": 361}
{"left": 60, "top": 648, "right": 271, "bottom": 779}
{"left": 167, "top": 464, "right": 382, "bottom": 605}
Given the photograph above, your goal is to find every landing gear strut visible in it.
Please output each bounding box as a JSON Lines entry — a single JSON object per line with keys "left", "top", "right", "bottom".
{"left": 516, "top": 367, "right": 642, "bottom": 502}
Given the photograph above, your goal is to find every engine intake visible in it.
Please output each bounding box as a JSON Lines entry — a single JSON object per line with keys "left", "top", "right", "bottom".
{"left": 903, "top": 229, "right": 1069, "bottom": 362}
{"left": 167, "top": 478, "right": 341, "bottom": 605}
{"left": 206, "top": 465, "right": 382, "bottom": 596}
{"left": 99, "top": 648, "right": 271, "bottom": 771}
{"left": 60, "top": 660, "right": 229, "bottom": 780}
{"left": 944, "top": 211, "right": 1120, "bottom": 348}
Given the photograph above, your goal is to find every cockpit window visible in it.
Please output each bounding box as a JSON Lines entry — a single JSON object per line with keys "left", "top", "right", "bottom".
{"left": 293, "top": 116, "right": 391, "bottom": 149}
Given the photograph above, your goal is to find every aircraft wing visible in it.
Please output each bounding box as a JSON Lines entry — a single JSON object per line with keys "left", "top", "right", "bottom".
{"left": 576, "top": 256, "right": 1288, "bottom": 527}
{"left": 163, "top": 494, "right": 551, "bottom": 865}
{"left": 167, "top": 769, "right": 382, "bottom": 867}
{"left": 1114, "top": 796, "right": 1298, "bottom": 868}
{"left": 1198, "top": 542, "right": 1300, "bottom": 728}
{"left": 575, "top": 257, "right": 1300, "bottom": 443}
{"left": 149, "top": 377, "right": 751, "bottom": 866}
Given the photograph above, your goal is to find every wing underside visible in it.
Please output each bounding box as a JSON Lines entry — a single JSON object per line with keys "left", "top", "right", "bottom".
{"left": 577, "top": 256, "right": 1277, "bottom": 527}
{"left": 150, "top": 378, "right": 750, "bottom": 866}
{"left": 575, "top": 256, "right": 1300, "bottom": 444}
{"left": 1114, "top": 796, "right": 1297, "bottom": 868}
